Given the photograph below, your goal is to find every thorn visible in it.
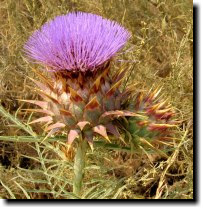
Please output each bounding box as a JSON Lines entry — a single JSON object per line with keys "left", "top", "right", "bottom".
{"left": 85, "top": 96, "right": 100, "bottom": 110}
{"left": 45, "top": 122, "right": 65, "bottom": 131}
{"left": 93, "top": 125, "right": 111, "bottom": 143}
{"left": 106, "top": 79, "right": 123, "bottom": 97}
{"left": 19, "top": 99, "right": 48, "bottom": 109}
{"left": 77, "top": 121, "right": 90, "bottom": 131}
{"left": 68, "top": 87, "right": 83, "bottom": 102}
{"left": 22, "top": 109, "right": 54, "bottom": 116}
{"left": 28, "top": 116, "right": 53, "bottom": 124}
{"left": 67, "top": 129, "right": 80, "bottom": 145}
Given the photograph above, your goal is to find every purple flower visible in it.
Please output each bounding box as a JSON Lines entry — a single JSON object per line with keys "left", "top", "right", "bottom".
{"left": 24, "top": 12, "right": 130, "bottom": 72}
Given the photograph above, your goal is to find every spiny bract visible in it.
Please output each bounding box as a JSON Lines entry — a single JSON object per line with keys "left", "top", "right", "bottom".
{"left": 23, "top": 12, "right": 176, "bottom": 149}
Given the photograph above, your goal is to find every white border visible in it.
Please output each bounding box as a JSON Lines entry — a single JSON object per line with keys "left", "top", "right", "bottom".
{"left": 0, "top": 1, "right": 198, "bottom": 208}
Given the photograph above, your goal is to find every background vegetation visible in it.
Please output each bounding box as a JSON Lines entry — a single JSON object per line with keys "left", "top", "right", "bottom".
{"left": 0, "top": 0, "right": 193, "bottom": 199}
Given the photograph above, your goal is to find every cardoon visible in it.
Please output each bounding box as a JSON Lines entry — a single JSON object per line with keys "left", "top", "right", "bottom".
{"left": 24, "top": 12, "right": 176, "bottom": 197}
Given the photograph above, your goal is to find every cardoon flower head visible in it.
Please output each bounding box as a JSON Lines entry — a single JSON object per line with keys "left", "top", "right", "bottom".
{"left": 24, "top": 12, "right": 130, "bottom": 72}
{"left": 23, "top": 12, "right": 177, "bottom": 197}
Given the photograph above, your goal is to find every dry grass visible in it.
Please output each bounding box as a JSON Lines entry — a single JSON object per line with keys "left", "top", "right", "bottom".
{"left": 0, "top": 0, "right": 193, "bottom": 199}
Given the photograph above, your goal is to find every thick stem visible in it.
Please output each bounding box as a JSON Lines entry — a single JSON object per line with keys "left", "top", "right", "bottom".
{"left": 73, "top": 139, "right": 87, "bottom": 197}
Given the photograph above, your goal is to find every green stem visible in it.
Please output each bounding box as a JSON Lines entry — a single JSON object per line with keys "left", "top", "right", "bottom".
{"left": 73, "top": 139, "right": 87, "bottom": 197}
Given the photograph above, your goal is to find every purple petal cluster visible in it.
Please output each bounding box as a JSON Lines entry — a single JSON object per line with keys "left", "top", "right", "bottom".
{"left": 24, "top": 12, "right": 130, "bottom": 72}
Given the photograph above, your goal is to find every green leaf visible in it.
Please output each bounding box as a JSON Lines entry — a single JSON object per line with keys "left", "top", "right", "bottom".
{"left": 0, "top": 104, "right": 37, "bottom": 137}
